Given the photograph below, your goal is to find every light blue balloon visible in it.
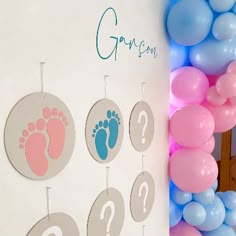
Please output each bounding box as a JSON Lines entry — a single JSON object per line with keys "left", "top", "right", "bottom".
{"left": 183, "top": 202, "right": 206, "bottom": 226}
{"left": 193, "top": 188, "right": 215, "bottom": 205}
{"left": 172, "top": 185, "right": 192, "bottom": 205}
{"left": 189, "top": 37, "right": 236, "bottom": 75}
{"left": 211, "top": 180, "right": 218, "bottom": 191}
{"left": 169, "top": 199, "right": 183, "bottom": 228}
{"left": 170, "top": 40, "right": 189, "bottom": 71}
{"left": 225, "top": 208, "right": 236, "bottom": 226}
{"left": 220, "top": 191, "right": 236, "bottom": 210}
{"left": 201, "top": 224, "right": 235, "bottom": 236}
{"left": 197, "top": 195, "right": 226, "bottom": 231}
{"left": 212, "top": 12, "right": 236, "bottom": 40}
{"left": 209, "top": 0, "right": 236, "bottom": 12}
{"left": 167, "top": 0, "right": 213, "bottom": 46}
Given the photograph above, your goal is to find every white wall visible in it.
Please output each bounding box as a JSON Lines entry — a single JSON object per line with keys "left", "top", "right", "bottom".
{"left": 0, "top": 0, "right": 169, "bottom": 235}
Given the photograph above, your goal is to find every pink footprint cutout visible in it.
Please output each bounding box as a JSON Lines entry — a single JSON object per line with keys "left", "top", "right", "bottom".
{"left": 43, "top": 107, "right": 68, "bottom": 160}
{"left": 19, "top": 119, "right": 48, "bottom": 176}
{"left": 19, "top": 107, "right": 68, "bottom": 176}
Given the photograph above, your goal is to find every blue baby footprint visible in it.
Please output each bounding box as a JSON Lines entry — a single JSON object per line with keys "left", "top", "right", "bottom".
{"left": 92, "top": 120, "right": 109, "bottom": 160}
{"left": 107, "top": 110, "right": 120, "bottom": 149}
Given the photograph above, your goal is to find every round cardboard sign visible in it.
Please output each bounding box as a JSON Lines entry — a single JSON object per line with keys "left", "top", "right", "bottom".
{"left": 27, "top": 212, "right": 80, "bottom": 236}
{"left": 129, "top": 101, "right": 154, "bottom": 152}
{"left": 85, "top": 99, "right": 124, "bottom": 163}
{"left": 4, "top": 92, "right": 75, "bottom": 180}
{"left": 87, "top": 188, "right": 125, "bottom": 236}
{"left": 130, "top": 171, "right": 155, "bottom": 222}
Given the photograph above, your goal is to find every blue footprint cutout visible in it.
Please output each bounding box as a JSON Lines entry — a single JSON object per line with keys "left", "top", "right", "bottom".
{"left": 107, "top": 110, "right": 120, "bottom": 149}
{"left": 92, "top": 110, "right": 120, "bottom": 160}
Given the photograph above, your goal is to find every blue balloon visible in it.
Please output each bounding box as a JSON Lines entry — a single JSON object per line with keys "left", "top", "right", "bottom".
{"left": 171, "top": 185, "right": 192, "bottom": 205}
{"left": 201, "top": 224, "right": 235, "bottom": 236}
{"left": 189, "top": 36, "right": 236, "bottom": 75}
{"left": 220, "top": 191, "right": 236, "bottom": 210}
{"left": 169, "top": 199, "right": 183, "bottom": 228}
{"left": 167, "top": 0, "right": 213, "bottom": 46}
{"left": 197, "top": 196, "right": 226, "bottom": 231}
{"left": 211, "top": 180, "right": 218, "bottom": 191}
{"left": 209, "top": 0, "right": 236, "bottom": 12}
{"left": 212, "top": 12, "right": 236, "bottom": 40}
{"left": 232, "top": 3, "right": 236, "bottom": 14}
{"left": 193, "top": 188, "right": 215, "bottom": 205}
{"left": 183, "top": 202, "right": 206, "bottom": 226}
{"left": 170, "top": 40, "right": 189, "bottom": 71}
{"left": 225, "top": 208, "right": 236, "bottom": 226}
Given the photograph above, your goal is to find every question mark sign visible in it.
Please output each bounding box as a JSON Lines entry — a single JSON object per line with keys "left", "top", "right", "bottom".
{"left": 100, "top": 201, "right": 115, "bottom": 236}
{"left": 41, "top": 226, "right": 63, "bottom": 236}
{"left": 139, "top": 182, "right": 149, "bottom": 214}
{"left": 138, "top": 111, "right": 148, "bottom": 144}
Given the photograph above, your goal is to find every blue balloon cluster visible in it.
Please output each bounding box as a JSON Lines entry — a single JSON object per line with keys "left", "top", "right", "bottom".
{"left": 169, "top": 181, "right": 236, "bottom": 234}
{"left": 167, "top": 0, "right": 236, "bottom": 75}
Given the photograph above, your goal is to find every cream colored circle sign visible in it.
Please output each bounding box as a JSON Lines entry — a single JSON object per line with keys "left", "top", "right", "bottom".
{"left": 4, "top": 92, "right": 75, "bottom": 180}
{"left": 129, "top": 101, "right": 154, "bottom": 152}
{"left": 130, "top": 172, "right": 155, "bottom": 222}
{"left": 87, "top": 188, "right": 125, "bottom": 236}
{"left": 27, "top": 212, "right": 80, "bottom": 236}
{"left": 86, "top": 99, "right": 124, "bottom": 163}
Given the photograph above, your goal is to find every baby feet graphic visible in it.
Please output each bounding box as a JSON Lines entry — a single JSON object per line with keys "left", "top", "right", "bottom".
{"left": 92, "top": 110, "right": 120, "bottom": 160}
{"left": 19, "top": 107, "right": 68, "bottom": 176}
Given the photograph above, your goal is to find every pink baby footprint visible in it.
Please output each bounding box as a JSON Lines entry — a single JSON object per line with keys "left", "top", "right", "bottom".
{"left": 42, "top": 107, "right": 68, "bottom": 160}
{"left": 19, "top": 119, "right": 48, "bottom": 176}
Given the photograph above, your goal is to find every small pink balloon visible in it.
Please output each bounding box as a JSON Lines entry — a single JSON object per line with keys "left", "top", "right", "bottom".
{"left": 169, "top": 104, "right": 178, "bottom": 117}
{"left": 170, "top": 66, "right": 209, "bottom": 107}
{"left": 200, "top": 136, "right": 215, "bottom": 153}
{"left": 170, "top": 105, "right": 215, "bottom": 148}
{"left": 203, "top": 101, "right": 236, "bottom": 133}
{"left": 207, "top": 86, "right": 227, "bottom": 106}
{"left": 170, "top": 221, "right": 202, "bottom": 236}
{"left": 169, "top": 149, "right": 218, "bottom": 193}
{"left": 227, "top": 61, "right": 236, "bottom": 74}
{"left": 229, "top": 96, "right": 236, "bottom": 105}
{"left": 216, "top": 73, "right": 236, "bottom": 97}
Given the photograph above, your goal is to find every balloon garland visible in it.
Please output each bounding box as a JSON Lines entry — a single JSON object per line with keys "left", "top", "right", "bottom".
{"left": 167, "top": 0, "right": 236, "bottom": 235}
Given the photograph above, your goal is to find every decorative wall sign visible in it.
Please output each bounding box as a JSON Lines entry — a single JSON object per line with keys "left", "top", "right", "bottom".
{"left": 4, "top": 92, "right": 75, "bottom": 180}
{"left": 129, "top": 101, "right": 154, "bottom": 152}
{"left": 87, "top": 188, "right": 125, "bottom": 236}
{"left": 86, "top": 99, "right": 124, "bottom": 163}
{"left": 27, "top": 212, "right": 80, "bottom": 235}
{"left": 130, "top": 171, "right": 155, "bottom": 222}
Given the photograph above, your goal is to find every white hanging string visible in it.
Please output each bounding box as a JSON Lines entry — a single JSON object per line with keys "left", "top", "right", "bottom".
{"left": 46, "top": 186, "right": 51, "bottom": 221}
{"left": 106, "top": 166, "right": 110, "bottom": 196}
{"left": 104, "top": 75, "right": 109, "bottom": 99}
{"left": 141, "top": 82, "right": 147, "bottom": 102}
{"left": 40, "top": 62, "right": 46, "bottom": 93}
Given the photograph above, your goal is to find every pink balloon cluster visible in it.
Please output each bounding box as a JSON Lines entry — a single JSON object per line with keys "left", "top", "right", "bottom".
{"left": 169, "top": 65, "right": 221, "bottom": 193}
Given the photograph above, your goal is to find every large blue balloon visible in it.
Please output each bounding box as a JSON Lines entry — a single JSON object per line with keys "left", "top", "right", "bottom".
{"left": 201, "top": 224, "right": 235, "bottom": 236}
{"left": 220, "top": 191, "right": 236, "bottom": 210}
{"left": 170, "top": 40, "right": 189, "bottom": 71}
{"left": 197, "top": 195, "right": 225, "bottom": 231}
{"left": 171, "top": 185, "right": 192, "bottom": 205}
{"left": 183, "top": 202, "right": 206, "bottom": 226}
{"left": 189, "top": 37, "right": 236, "bottom": 75}
{"left": 193, "top": 188, "right": 215, "bottom": 205}
{"left": 209, "top": 0, "right": 236, "bottom": 12}
{"left": 225, "top": 208, "right": 236, "bottom": 226}
{"left": 169, "top": 199, "right": 183, "bottom": 228}
{"left": 167, "top": 0, "right": 213, "bottom": 46}
{"left": 212, "top": 12, "right": 236, "bottom": 40}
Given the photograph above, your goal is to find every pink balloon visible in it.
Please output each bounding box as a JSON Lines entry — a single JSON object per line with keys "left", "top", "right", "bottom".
{"left": 216, "top": 73, "right": 236, "bottom": 97}
{"left": 227, "top": 61, "right": 236, "bottom": 74}
{"left": 200, "top": 136, "right": 215, "bottom": 153}
{"left": 207, "top": 86, "right": 227, "bottom": 106}
{"left": 203, "top": 101, "right": 236, "bottom": 133}
{"left": 229, "top": 96, "right": 236, "bottom": 105}
{"left": 170, "top": 105, "right": 215, "bottom": 148}
{"left": 170, "top": 221, "right": 202, "bottom": 236}
{"left": 170, "top": 66, "right": 209, "bottom": 107}
{"left": 169, "top": 149, "right": 218, "bottom": 193}
{"left": 169, "top": 104, "right": 178, "bottom": 117}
